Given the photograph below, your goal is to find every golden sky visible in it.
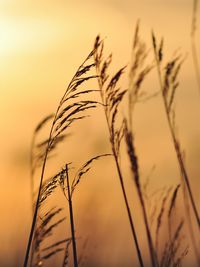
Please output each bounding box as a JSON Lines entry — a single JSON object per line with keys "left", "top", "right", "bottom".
{"left": 0, "top": 1, "right": 200, "bottom": 266}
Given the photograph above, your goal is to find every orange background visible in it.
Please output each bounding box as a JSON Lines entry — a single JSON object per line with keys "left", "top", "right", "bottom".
{"left": 0, "top": 1, "right": 200, "bottom": 266}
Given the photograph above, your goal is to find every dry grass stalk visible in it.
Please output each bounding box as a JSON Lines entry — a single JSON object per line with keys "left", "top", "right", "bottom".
{"left": 128, "top": 20, "right": 155, "bottom": 128}
{"left": 60, "top": 155, "right": 110, "bottom": 267}
{"left": 24, "top": 24, "right": 199, "bottom": 266}
{"left": 24, "top": 46, "right": 99, "bottom": 267}
{"left": 152, "top": 32, "right": 200, "bottom": 230}
{"left": 31, "top": 207, "right": 69, "bottom": 266}
{"left": 124, "top": 121, "right": 158, "bottom": 267}
{"left": 155, "top": 187, "right": 172, "bottom": 251}
{"left": 154, "top": 186, "right": 187, "bottom": 267}
{"left": 94, "top": 36, "right": 145, "bottom": 267}
{"left": 168, "top": 185, "right": 180, "bottom": 220}
{"left": 65, "top": 164, "right": 78, "bottom": 267}
{"left": 167, "top": 185, "right": 181, "bottom": 242}
{"left": 30, "top": 166, "right": 72, "bottom": 266}
{"left": 31, "top": 152, "right": 108, "bottom": 267}
{"left": 126, "top": 22, "right": 158, "bottom": 267}
{"left": 160, "top": 220, "right": 187, "bottom": 267}
{"left": 142, "top": 182, "right": 188, "bottom": 267}
{"left": 181, "top": 178, "right": 200, "bottom": 265}
{"left": 71, "top": 154, "right": 111, "bottom": 195}
{"left": 30, "top": 114, "right": 54, "bottom": 213}
{"left": 62, "top": 239, "right": 72, "bottom": 267}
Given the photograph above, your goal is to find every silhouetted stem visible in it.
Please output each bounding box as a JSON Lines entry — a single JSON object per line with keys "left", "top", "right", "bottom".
{"left": 24, "top": 144, "right": 49, "bottom": 267}
{"left": 94, "top": 57, "right": 145, "bottom": 267}
{"left": 24, "top": 103, "right": 63, "bottom": 267}
{"left": 30, "top": 134, "right": 35, "bottom": 216}
{"left": 113, "top": 150, "right": 145, "bottom": 267}
{"left": 24, "top": 55, "right": 92, "bottom": 267}
{"left": 182, "top": 180, "right": 200, "bottom": 265}
{"left": 137, "top": 184, "right": 158, "bottom": 267}
{"left": 65, "top": 165, "right": 78, "bottom": 267}
{"left": 29, "top": 135, "right": 36, "bottom": 267}
{"left": 125, "top": 128, "right": 158, "bottom": 267}
{"left": 152, "top": 40, "right": 200, "bottom": 229}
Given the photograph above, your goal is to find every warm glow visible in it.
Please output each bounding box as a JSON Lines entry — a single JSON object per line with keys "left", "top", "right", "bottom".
{"left": 1, "top": 1, "right": 200, "bottom": 267}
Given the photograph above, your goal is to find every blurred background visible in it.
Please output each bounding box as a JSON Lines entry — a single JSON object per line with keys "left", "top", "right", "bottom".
{"left": 0, "top": 0, "right": 200, "bottom": 266}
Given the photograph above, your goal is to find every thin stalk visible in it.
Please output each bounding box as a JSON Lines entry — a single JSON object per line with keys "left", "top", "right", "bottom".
{"left": 95, "top": 61, "right": 144, "bottom": 267}
{"left": 23, "top": 127, "right": 53, "bottom": 267}
{"left": 128, "top": 75, "right": 158, "bottom": 267}
{"left": 29, "top": 114, "right": 55, "bottom": 267}
{"left": 128, "top": 88, "right": 133, "bottom": 131}
{"left": 65, "top": 164, "right": 78, "bottom": 267}
{"left": 181, "top": 179, "right": 200, "bottom": 265}
{"left": 127, "top": 31, "right": 157, "bottom": 266}
{"left": 152, "top": 39, "right": 200, "bottom": 229}
{"left": 24, "top": 96, "right": 68, "bottom": 267}
{"left": 24, "top": 57, "right": 92, "bottom": 266}
{"left": 113, "top": 150, "right": 145, "bottom": 267}
{"left": 125, "top": 128, "right": 158, "bottom": 267}
{"left": 29, "top": 134, "right": 35, "bottom": 267}
{"left": 30, "top": 135, "right": 35, "bottom": 216}
{"left": 137, "top": 184, "right": 158, "bottom": 267}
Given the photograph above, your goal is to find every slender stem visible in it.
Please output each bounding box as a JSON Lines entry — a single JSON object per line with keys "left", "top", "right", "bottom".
{"left": 24, "top": 144, "right": 49, "bottom": 267}
{"left": 24, "top": 52, "right": 95, "bottom": 266}
{"left": 182, "top": 179, "right": 200, "bottom": 265}
{"left": 128, "top": 86, "right": 133, "bottom": 131}
{"left": 128, "top": 80, "right": 157, "bottom": 267}
{"left": 137, "top": 185, "right": 158, "bottom": 267}
{"left": 29, "top": 135, "right": 35, "bottom": 267}
{"left": 126, "top": 128, "right": 158, "bottom": 267}
{"left": 152, "top": 43, "right": 200, "bottom": 229}
{"left": 169, "top": 119, "right": 200, "bottom": 228}
{"left": 113, "top": 151, "right": 145, "bottom": 267}
{"left": 65, "top": 165, "right": 78, "bottom": 267}
{"left": 23, "top": 107, "right": 60, "bottom": 267}
{"left": 30, "top": 133, "right": 36, "bottom": 216}
{"left": 95, "top": 58, "right": 144, "bottom": 267}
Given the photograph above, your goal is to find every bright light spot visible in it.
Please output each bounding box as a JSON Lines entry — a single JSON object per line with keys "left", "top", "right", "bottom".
{"left": 0, "top": 16, "right": 73, "bottom": 55}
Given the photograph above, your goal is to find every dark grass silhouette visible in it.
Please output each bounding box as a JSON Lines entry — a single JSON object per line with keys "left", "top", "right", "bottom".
{"left": 24, "top": 46, "right": 100, "bottom": 267}
{"left": 152, "top": 31, "right": 200, "bottom": 266}
{"left": 24, "top": 15, "right": 200, "bottom": 266}
{"left": 126, "top": 21, "right": 158, "bottom": 267}
{"left": 152, "top": 31, "right": 200, "bottom": 230}
{"left": 94, "top": 35, "right": 145, "bottom": 267}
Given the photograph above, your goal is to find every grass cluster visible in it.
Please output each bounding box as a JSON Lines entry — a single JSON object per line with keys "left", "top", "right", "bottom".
{"left": 23, "top": 5, "right": 200, "bottom": 267}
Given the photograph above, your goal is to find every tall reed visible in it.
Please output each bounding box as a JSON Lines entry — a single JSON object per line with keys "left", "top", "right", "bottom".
{"left": 126, "top": 22, "right": 158, "bottom": 267}
{"left": 59, "top": 155, "right": 111, "bottom": 267}
{"left": 30, "top": 114, "right": 54, "bottom": 214}
{"left": 152, "top": 32, "right": 200, "bottom": 230}
{"left": 124, "top": 122, "right": 158, "bottom": 267}
{"left": 65, "top": 164, "right": 78, "bottom": 267}
{"left": 30, "top": 166, "right": 72, "bottom": 266}
{"left": 24, "top": 21, "right": 199, "bottom": 266}
{"left": 94, "top": 36, "right": 145, "bottom": 267}
{"left": 24, "top": 46, "right": 99, "bottom": 267}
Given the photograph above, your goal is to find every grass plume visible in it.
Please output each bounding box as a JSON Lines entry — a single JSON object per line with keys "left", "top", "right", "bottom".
{"left": 152, "top": 31, "right": 200, "bottom": 230}
{"left": 94, "top": 35, "right": 145, "bottom": 267}
{"left": 24, "top": 45, "right": 99, "bottom": 267}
